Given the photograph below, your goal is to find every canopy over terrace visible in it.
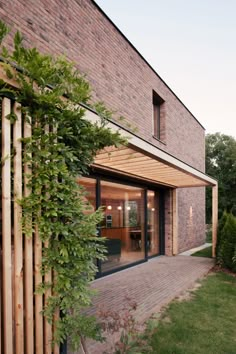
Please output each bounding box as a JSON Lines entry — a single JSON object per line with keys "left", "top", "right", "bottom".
{"left": 85, "top": 108, "right": 218, "bottom": 257}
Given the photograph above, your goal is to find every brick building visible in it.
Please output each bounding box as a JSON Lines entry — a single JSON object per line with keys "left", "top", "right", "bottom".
{"left": 0, "top": 0, "right": 217, "bottom": 276}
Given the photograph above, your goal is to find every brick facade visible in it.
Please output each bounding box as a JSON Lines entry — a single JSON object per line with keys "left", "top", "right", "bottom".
{"left": 0, "top": 0, "right": 206, "bottom": 254}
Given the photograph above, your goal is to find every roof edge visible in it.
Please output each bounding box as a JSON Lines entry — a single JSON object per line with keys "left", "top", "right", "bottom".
{"left": 84, "top": 104, "right": 217, "bottom": 186}
{"left": 92, "top": 0, "right": 205, "bottom": 131}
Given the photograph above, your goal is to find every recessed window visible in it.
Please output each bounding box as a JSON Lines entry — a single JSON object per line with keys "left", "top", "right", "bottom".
{"left": 153, "top": 90, "right": 164, "bottom": 140}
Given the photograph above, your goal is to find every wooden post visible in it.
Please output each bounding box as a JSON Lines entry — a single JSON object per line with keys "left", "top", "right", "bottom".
{"left": 0, "top": 250, "right": 1, "bottom": 354}
{"left": 53, "top": 309, "right": 60, "bottom": 354}
{"left": 44, "top": 124, "right": 52, "bottom": 354}
{"left": 13, "top": 102, "right": 24, "bottom": 354}
{"left": 52, "top": 124, "right": 60, "bottom": 354}
{"left": 35, "top": 220, "right": 44, "bottom": 354}
{"left": 53, "top": 271, "right": 60, "bottom": 354}
{"left": 24, "top": 116, "right": 34, "bottom": 354}
{"left": 34, "top": 121, "right": 44, "bottom": 354}
{"left": 172, "top": 189, "right": 178, "bottom": 255}
{"left": 212, "top": 184, "right": 218, "bottom": 258}
{"left": 2, "top": 97, "right": 13, "bottom": 354}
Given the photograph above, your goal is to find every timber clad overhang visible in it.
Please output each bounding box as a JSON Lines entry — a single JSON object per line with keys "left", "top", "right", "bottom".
{"left": 0, "top": 62, "right": 217, "bottom": 189}
{"left": 85, "top": 108, "right": 217, "bottom": 188}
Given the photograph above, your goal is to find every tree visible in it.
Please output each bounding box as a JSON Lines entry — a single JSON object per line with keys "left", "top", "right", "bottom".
{"left": 217, "top": 212, "right": 236, "bottom": 272}
{"left": 206, "top": 133, "right": 236, "bottom": 223}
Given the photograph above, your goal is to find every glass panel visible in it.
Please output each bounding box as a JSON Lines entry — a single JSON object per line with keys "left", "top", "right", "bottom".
{"left": 147, "top": 190, "right": 159, "bottom": 256}
{"left": 77, "top": 177, "right": 96, "bottom": 212}
{"left": 100, "top": 180, "right": 145, "bottom": 273}
{"left": 77, "top": 176, "right": 98, "bottom": 271}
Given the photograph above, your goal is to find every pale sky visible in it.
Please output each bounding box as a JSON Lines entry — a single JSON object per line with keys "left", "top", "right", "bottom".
{"left": 96, "top": 0, "right": 236, "bottom": 138}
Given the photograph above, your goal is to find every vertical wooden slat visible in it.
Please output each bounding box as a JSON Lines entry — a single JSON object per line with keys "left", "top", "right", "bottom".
{"left": 24, "top": 116, "right": 34, "bottom": 354}
{"left": 44, "top": 124, "right": 52, "bottom": 354}
{"left": 35, "top": 218, "right": 44, "bottom": 354}
{"left": 212, "top": 184, "right": 218, "bottom": 258}
{"left": 53, "top": 283, "right": 60, "bottom": 354}
{"left": 2, "top": 97, "right": 13, "bottom": 354}
{"left": 53, "top": 124, "right": 59, "bottom": 354}
{"left": 53, "top": 322, "right": 59, "bottom": 354}
{"left": 0, "top": 251, "right": 1, "bottom": 354}
{"left": 172, "top": 189, "right": 178, "bottom": 255}
{"left": 34, "top": 121, "right": 44, "bottom": 354}
{"left": 13, "top": 102, "right": 24, "bottom": 354}
{"left": 0, "top": 250, "right": 2, "bottom": 354}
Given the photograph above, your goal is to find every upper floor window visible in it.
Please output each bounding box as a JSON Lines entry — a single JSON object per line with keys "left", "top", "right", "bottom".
{"left": 153, "top": 91, "right": 164, "bottom": 140}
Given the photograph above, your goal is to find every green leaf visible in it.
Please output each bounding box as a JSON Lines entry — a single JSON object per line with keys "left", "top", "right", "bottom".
{"left": 0, "top": 20, "right": 127, "bottom": 350}
{"left": 0, "top": 20, "right": 9, "bottom": 44}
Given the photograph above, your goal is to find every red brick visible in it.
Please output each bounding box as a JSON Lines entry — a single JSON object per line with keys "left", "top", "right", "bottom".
{"left": 0, "top": 0, "right": 206, "bottom": 253}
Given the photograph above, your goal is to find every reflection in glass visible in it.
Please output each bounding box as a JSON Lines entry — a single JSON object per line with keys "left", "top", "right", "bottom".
{"left": 77, "top": 177, "right": 96, "bottom": 212}
{"left": 124, "top": 201, "right": 138, "bottom": 227}
{"left": 77, "top": 177, "right": 161, "bottom": 273}
{"left": 147, "top": 190, "right": 159, "bottom": 256}
{"left": 100, "top": 180, "right": 145, "bottom": 273}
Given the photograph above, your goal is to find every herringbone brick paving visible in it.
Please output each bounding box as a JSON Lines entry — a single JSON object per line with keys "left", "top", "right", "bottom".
{"left": 70, "top": 255, "right": 213, "bottom": 353}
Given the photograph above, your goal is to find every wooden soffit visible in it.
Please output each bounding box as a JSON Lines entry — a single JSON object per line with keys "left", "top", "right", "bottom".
{"left": 94, "top": 145, "right": 215, "bottom": 188}
{"left": 85, "top": 108, "right": 217, "bottom": 188}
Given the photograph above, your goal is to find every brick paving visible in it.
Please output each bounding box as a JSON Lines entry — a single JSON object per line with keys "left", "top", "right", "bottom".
{"left": 70, "top": 255, "right": 213, "bottom": 354}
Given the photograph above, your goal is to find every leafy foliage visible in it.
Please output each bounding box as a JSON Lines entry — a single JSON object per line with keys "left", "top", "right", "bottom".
{"left": 0, "top": 22, "right": 126, "bottom": 349}
{"left": 206, "top": 133, "right": 236, "bottom": 222}
{"left": 216, "top": 212, "right": 236, "bottom": 272}
{"left": 98, "top": 297, "right": 151, "bottom": 354}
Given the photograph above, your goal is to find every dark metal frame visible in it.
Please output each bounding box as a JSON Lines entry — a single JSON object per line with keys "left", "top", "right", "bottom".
{"left": 83, "top": 170, "right": 166, "bottom": 278}
{"left": 96, "top": 177, "right": 102, "bottom": 278}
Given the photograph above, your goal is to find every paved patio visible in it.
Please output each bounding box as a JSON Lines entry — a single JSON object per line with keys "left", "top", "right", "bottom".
{"left": 71, "top": 255, "right": 213, "bottom": 353}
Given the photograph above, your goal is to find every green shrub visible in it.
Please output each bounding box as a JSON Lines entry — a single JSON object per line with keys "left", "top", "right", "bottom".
{"left": 216, "top": 211, "right": 227, "bottom": 260}
{"left": 217, "top": 212, "right": 236, "bottom": 272}
{"left": 233, "top": 249, "right": 236, "bottom": 267}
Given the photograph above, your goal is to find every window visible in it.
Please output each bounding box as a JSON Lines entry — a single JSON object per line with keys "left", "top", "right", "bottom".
{"left": 147, "top": 190, "right": 160, "bottom": 256}
{"left": 153, "top": 90, "right": 164, "bottom": 140}
{"left": 100, "top": 180, "right": 145, "bottom": 273}
{"left": 77, "top": 176, "right": 96, "bottom": 213}
{"left": 77, "top": 175, "right": 165, "bottom": 275}
{"left": 124, "top": 201, "right": 139, "bottom": 227}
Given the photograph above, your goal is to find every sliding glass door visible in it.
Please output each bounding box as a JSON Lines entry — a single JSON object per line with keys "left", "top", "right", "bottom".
{"left": 100, "top": 180, "right": 145, "bottom": 273}
{"left": 77, "top": 176, "right": 164, "bottom": 275}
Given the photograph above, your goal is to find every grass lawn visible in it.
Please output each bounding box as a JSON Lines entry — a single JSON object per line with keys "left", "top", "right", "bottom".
{"left": 206, "top": 230, "right": 212, "bottom": 243}
{"left": 149, "top": 272, "right": 236, "bottom": 354}
{"left": 191, "top": 246, "right": 212, "bottom": 258}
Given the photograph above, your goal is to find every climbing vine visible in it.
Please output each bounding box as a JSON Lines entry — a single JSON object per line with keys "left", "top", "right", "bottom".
{"left": 0, "top": 22, "right": 126, "bottom": 349}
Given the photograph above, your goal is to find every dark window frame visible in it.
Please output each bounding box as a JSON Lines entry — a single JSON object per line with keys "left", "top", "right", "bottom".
{"left": 79, "top": 172, "right": 166, "bottom": 277}
{"left": 153, "top": 90, "right": 164, "bottom": 140}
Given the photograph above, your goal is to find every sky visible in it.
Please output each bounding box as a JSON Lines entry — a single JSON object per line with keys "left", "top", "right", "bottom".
{"left": 96, "top": 0, "right": 236, "bottom": 138}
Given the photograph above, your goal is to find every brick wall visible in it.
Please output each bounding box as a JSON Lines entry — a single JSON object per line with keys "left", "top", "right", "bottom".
{"left": 0, "top": 0, "right": 205, "bottom": 169}
{"left": 0, "top": 0, "right": 206, "bottom": 252}
{"left": 178, "top": 188, "right": 205, "bottom": 252}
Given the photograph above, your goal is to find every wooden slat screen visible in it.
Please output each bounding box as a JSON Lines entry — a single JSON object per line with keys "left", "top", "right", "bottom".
{"left": 44, "top": 125, "right": 52, "bottom": 354}
{"left": 0, "top": 98, "right": 58, "bottom": 354}
{"left": 13, "top": 102, "right": 24, "bottom": 354}
{"left": 2, "top": 97, "right": 13, "bottom": 354}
